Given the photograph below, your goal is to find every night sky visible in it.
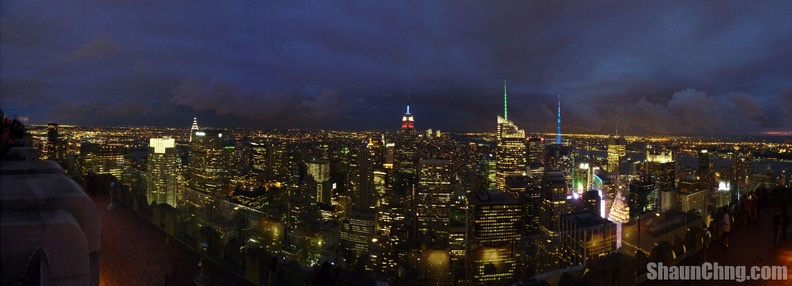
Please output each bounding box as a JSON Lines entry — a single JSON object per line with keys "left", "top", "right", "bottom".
{"left": 2, "top": 1, "right": 791, "bottom": 135}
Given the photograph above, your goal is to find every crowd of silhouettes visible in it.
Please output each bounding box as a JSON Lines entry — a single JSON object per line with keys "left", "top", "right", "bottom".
{"left": 0, "top": 109, "right": 28, "bottom": 159}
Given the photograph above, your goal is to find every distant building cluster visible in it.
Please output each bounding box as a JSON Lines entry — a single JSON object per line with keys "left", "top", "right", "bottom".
{"left": 14, "top": 96, "right": 792, "bottom": 285}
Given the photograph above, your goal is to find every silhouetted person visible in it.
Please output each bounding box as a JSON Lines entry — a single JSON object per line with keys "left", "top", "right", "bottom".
{"left": 269, "top": 256, "right": 279, "bottom": 284}
{"left": 314, "top": 261, "right": 337, "bottom": 286}
{"left": 758, "top": 189, "right": 765, "bottom": 214}
{"left": 772, "top": 209, "right": 782, "bottom": 246}
{"left": 783, "top": 206, "right": 790, "bottom": 243}
{"left": 721, "top": 209, "right": 731, "bottom": 248}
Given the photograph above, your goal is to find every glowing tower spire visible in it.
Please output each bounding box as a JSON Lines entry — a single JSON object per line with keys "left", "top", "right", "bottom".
{"left": 503, "top": 80, "right": 508, "bottom": 121}
{"left": 401, "top": 93, "right": 414, "bottom": 130}
{"left": 190, "top": 117, "right": 199, "bottom": 142}
{"left": 556, "top": 95, "right": 561, "bottom": 145}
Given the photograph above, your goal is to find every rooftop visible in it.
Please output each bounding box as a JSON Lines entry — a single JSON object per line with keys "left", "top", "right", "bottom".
{"left": 469, "top": 189, "right": 520, "bottom": 205}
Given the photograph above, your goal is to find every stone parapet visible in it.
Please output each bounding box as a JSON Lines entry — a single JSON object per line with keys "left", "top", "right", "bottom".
{"left": 1, "top": 161, "right": 100, "bottom": 285}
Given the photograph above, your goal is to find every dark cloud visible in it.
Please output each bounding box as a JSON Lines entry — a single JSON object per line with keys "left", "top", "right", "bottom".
{"left": 61, "top": 33, "right": 120, "bottom": 62}
{"left": 169, "top": 78, "right": 357, "bottom": 128}
{"left": 2, "top": 0, "right": 791, "bottom": 134}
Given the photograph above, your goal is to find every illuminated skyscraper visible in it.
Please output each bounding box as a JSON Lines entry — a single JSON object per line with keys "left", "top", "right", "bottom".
{"left": 573, "top": 162, "right": 592, "bottom": 195}
{"left": 249, "top": 141, "right": 268, "bottom": 181}
{"left": 629, "top": 180, "right": 657, "bottom": 216}
{"left": 401, "top": 96, "right": 415, "bottom": 130}
{"left": 355, "top": 144, "right": 375, "bottom": 211}
{"left": 559, "top": 212, "right": 616, "bottom": 268}
{"left": 188, "top": 129, "right": 231, "bottom": 197}
{"left": 189, "top": 117, "right": 199, "bottom": 142}
{"left": 645, "top": 148, "right": 676, "bottom": 192}
{"left": 394, "top": 102, "right": 420, "bottom": 220}
{"left": 467, "top": 189, "right": 522, "bottom": 285}
{"left": 147, "top": 137, "right": 178, "bottom": 206}
{"left": 416, "top": 159, "right": 453, "bottom": 245}
{"left": 46, "top": 123, "right": 65, "bottom": 160}
{"left": 699, "top": 149, "right": 714, "bottom": 190}
{"left": 268, "top": 141, "right": 290, "bottom": 184}
{"left": 79, "top": 143, "right": 126, "bottom": 180}
{"left": 526, "top": 136, "right": 545, "bottom": 176}
{"left": 535, "top": 171, "right": 570, "bottom": 273}
{"left": 305, "top": 160, "right": 332, "bottom": 204}
{"left": 496, "top": 82, "right": 527, "bottom": 190}
{"left": 607, "top": 136, "right": 626, "bottom": 173}
{"left": 340, "top": 210, "right": 376, "bottom": 269}
{"left": 733, "top": 146, "right": 752, "bottom": 195}
{"left": 539, "top": 171, "right": 569, "bottom": 236}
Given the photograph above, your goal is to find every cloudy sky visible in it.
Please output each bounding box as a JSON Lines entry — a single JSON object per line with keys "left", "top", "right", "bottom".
{"left": 2, "top": 1, "right": 791, "bottom": 135}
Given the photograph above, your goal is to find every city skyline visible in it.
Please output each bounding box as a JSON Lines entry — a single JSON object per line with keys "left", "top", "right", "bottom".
{"left": 2, "top": 1, "right": 792, "bottom": 135}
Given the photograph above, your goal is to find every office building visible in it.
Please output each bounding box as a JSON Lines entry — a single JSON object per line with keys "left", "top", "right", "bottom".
{"left": 699, "top": 149, "right": 714, "bottom": 190}
{"left": 467, "top": 190, "right": 522, "bottom": 285}
{"left": 733, "top": 146, "right": 752, "bottom": 195}
{"left": 645, "top": 148, "right": 676, "bottom": 192}
{"left": 305, "top": 160, "right": 332, "bottom": 204}
{"left": 188, "top": 129, "right": 231, "bottom": 197}
{"left": 79, "top": 143, "right": 126, "bottom": 180}
{"left": 496, "top": 82, "right": 527, "bottom": 190}
{"left": 607, "top": 136, "right": 626, "bottom": 173}
{"left": 629, "top": 180, "right": 658, "bottom": 217}
{"left": 539, "top": 171, "right": 569, "bottom": 236}
{"left": 559, "top": 212, "right": 617, "bottom": 268}
{"left": 416, "top": 159, "right": 453, "bottom": 245}
{"left": 147, "top": 137, "right": 178, "bottom": 206}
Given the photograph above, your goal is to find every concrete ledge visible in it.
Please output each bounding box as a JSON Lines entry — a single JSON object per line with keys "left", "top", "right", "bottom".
{"left": 1, "top": 208, "right": 91, "bottom": 285}
{"left": 0, "top": 160, "right": 65, "bottom": 176}
{"left": 0, "top": 174, "right": 100, "bottom": 253}
{"left": 3, "top": 147, "right": 38, "bottom": 161}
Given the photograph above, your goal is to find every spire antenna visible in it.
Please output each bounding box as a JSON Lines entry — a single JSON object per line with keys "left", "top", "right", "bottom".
{"left": 556, "top": 95, "right": 561, "bottom": 145}
{"left": 503, "top": 80, "right": 508, "bottom": 121}
{"left": 406, "top": 92, "right": 411, "bottom": 114}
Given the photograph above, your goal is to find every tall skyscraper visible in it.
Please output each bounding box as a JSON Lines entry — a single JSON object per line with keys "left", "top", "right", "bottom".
{"left": 526, "top": 136, "right": 545, "bottom": 176}
{"left": 394, "top": 101, "right": 420, "bottom": 220}
{"left": 188, "top": 129, "right": 231, "bottom": 197}
{"left": 467, "top": 189, "right": 522, "bottom": 285}
{"left": 355, "top": 144, "right": 375, "bottom": 211}
{"left": 607, "top": 136, "right": 626, "bottom": 173}
{"left": 733, "top": 146, "right": 753, "bottom": 195}
{"left": 189, "top": 117, "right": 199, "bottom": 142}
{"left": 46, "top": 123, "right": 64, "bottom": 160}
{"left": 699, "top": 149, "right": 713, "bottom": 190}
{"left": 558, "top": 212, "right": 616, "bottom": 268}
{"left": 249, "top": 141, "right": 269, "bottom": 181}
{"left": 416, "top": 159, "right": 453, "bottom": 245}
{"left": 268, "top": 141, "right": 290, "bottom": 184}
{"left": 79, "top": 143, "right": 126, "bottom": 180}
{"left": 645, "top": 148, "right": 676, "bottom": 192}
{"left": 539, "top": 171, "right": 569, "bottom": 236}
{"left": 147, "top": 137, "right": 178, "bottom": 206}
{"left": 340, "top": 211, "right": 376, "bottom": 269}
{"left": 496, "top": 82, "right": 527, "bottom": 190}
{"left": 305, "top": 160, "right": 332, "bottom": 204}
{"left": 401, "top": 96, "right": 415, "bottom": 130}
{"left": 629, "top": 180, "right": 658, "bottom": 216}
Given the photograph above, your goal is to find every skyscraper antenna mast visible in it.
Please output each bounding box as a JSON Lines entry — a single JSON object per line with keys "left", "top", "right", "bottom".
{"left": 556, "top": 94, "right": 561, "bottom": 145}
{"left": 406, "top": 91, "right": 411, "bottom": 114}
{"left": 503, "top": 80, "right": 508, "bottom": 121}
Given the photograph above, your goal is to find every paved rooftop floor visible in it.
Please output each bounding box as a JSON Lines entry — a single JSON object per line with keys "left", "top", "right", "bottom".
{"left": 95, "top": 195, "right": 254, "bottom": 286}
{"left": 643, "top": 202, "right": 792, "bottom": 286}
